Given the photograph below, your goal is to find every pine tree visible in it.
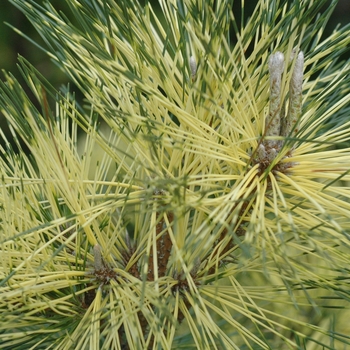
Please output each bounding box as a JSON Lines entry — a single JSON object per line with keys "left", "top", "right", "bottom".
{"left": 1, "top": 0, "right": 350, "bottom": 348}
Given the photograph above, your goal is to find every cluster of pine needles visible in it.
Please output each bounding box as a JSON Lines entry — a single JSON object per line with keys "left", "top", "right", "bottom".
{"left": 1, "top": 0, "right": 350, "bottom": 349}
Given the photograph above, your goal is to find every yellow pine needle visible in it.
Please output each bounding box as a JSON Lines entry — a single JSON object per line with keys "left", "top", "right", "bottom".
{"left": 1, "top": 0, "right": 350, "bottom": 348}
